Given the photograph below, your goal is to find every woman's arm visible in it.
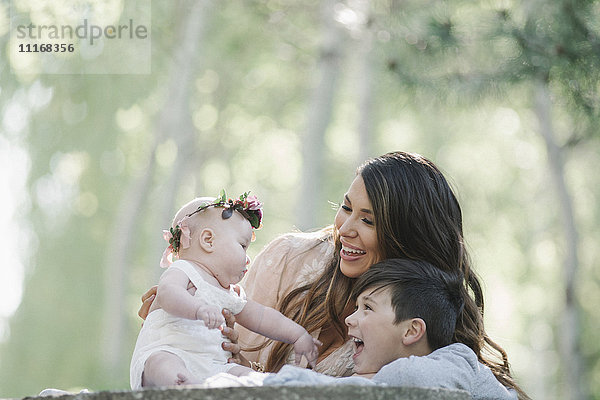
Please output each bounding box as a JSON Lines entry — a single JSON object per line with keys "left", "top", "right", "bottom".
{"left": 236, "top": 235, "right": 295, "bottom": 363}
{"left": 237, "top": 231, "right": 332, "bottom": 365}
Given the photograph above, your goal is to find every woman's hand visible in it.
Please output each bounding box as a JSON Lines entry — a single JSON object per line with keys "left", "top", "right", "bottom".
{"left": 138, "top": 286, "right": 158, "bottom": 320}
{"left": 221, "top": 309, "right": 251, "bottom": 367}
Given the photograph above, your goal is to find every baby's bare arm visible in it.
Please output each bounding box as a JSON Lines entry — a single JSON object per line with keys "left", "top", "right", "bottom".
{"left": 234, "top": 300, "right": 301, "bottom": 341}
{"left": 157, "top": 268, "right": 224, "bottom": 327}
{"left": 235, "top": 300, "right": 321, "bottom": 367}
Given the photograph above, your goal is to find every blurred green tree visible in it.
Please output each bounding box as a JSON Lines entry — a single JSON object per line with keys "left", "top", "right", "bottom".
{"left": 375, "top": 0, "right": 600, "bottom": 398}
{"left": 1, "top": 1, "right": 599, "bottom": 399}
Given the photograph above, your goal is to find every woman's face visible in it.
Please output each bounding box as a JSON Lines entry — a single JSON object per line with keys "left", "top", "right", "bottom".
{"left": 334, "top": 175, "right": 381, "bottom": 278}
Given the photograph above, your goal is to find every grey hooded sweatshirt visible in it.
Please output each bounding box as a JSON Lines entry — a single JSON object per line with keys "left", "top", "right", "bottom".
{"left": 372, "top": 343, "right": 517, "bottom": 400}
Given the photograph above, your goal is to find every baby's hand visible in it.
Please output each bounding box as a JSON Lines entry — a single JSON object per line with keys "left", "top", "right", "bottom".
{"left": 293, "top": 331, "right": 322, "bottom": 368}
{"left": 195, "top": 305, "right": 225, "bottom": 329}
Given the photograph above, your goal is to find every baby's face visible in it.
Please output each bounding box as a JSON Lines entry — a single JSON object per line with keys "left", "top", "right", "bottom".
{"left": 345, "top": 287, "right": 413, "bottom": 375}
{"left": 210, "top": 213, "right": 253, "bottom": 288}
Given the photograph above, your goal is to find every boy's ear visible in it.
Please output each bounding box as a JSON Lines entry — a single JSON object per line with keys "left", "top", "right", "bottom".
{"left": 402, "top": 318, "right": 427, "bottom": 346}
{"left": 198, "top": 228, "right": 215, "bottom": 252}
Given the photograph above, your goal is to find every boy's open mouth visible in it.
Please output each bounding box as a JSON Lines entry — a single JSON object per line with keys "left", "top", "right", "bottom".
{"left": 351, "top": 336, "right": 364, "bottom": 356}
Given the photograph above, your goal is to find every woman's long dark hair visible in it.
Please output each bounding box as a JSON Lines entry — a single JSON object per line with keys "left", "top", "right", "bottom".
{"left": 266, "top": 152, "right": 528, "bottom": 399}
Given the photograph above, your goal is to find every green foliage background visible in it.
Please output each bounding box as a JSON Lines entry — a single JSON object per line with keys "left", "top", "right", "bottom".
{"left": 1, "top": 1, "right": 599, "bottom": 399}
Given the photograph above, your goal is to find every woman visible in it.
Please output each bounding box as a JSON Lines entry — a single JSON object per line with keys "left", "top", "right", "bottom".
{"left": 140, "top": 151, "right": 527, "bottom": 398}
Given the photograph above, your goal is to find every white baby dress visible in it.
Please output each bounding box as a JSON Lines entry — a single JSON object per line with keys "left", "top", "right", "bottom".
{"left": 130, "top": 260, "right": 247, "bottom": 389}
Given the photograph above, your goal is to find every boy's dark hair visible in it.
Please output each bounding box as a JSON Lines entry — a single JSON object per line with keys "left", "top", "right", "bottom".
{"left": 351, "top": 258, "right": 465, "bottom": 351}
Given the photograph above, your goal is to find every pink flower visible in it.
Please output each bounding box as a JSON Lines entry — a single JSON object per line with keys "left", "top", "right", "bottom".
{"left": 160, "top": 230, "right": 174, "bottom": 268}
{"left": 178, "top": 218, "right": 191, "bottom": 250}
{"left": 245, "top": 195, "right": 262, "bottom": 210}
{"left": 160, "top": 245, "right": 173, "bottom": 268}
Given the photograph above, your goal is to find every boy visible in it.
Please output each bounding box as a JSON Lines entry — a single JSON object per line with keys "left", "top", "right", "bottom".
{"left": 249, "top": 258, "right": 518, "bottom": 399}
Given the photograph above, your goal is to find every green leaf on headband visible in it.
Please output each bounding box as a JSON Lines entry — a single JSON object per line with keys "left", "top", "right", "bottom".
{"left": 247, "top": 213, "right": 259, "bottom": 229}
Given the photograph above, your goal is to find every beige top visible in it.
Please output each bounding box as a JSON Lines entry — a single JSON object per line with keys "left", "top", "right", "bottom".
{"left": 238, "top": 229, "right": 355, "bottom": 377}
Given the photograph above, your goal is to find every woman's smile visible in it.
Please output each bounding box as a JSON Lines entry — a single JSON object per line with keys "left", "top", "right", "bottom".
{"left": 340, "top": 240, "right": 367, "bottom": 260}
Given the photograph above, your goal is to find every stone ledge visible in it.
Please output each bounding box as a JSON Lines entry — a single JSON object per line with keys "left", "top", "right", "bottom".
{"left": 20, "top": 386, "right": 470, "bottom": 400}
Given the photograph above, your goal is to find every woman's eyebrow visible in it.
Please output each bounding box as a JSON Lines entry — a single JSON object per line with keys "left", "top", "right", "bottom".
{"left": 345, "top": 195, "right": 373, "bottom": 214}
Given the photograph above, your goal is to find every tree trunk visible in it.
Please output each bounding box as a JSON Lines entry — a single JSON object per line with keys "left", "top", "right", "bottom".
{"left": 297, "top": 0, "right": 345, "bottom": 231}
{"left": 101, "top": 150, "right": 156, "bottom": 380}
{"left": 101, "top": 0, "right": 212, "bottom": 379}
{"left": 534, "top": 80, "right": 584, "bottom": 400}
{"left": 151, "top": 0, "right": 214, "bottom": 281}
{"left": 355, "top": 1, "right": 374, "bottom": 165}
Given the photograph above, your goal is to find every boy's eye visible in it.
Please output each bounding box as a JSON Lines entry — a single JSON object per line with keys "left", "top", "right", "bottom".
{"left": 341, "top": 204, "right": 352, "bottom": 212}
{"left": 363, "top": 304, "right": 372, "bottom": 311}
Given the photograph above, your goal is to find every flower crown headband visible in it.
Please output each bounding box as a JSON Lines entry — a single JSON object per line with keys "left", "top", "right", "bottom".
{"left": 160, "top": 190, "right": 263, "bottom": 268}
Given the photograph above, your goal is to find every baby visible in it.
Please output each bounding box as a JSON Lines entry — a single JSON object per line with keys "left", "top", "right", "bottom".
{"left": 130, "top": 192, "right": 320, "bottom": 389}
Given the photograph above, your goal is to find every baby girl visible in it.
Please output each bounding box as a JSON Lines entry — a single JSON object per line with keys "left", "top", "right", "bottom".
{"left": 130, "top": 192, "right": 320, "bottom": 388}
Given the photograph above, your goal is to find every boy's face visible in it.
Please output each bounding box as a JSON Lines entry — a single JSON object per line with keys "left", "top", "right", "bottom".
{"left": 210, "top": 213, "right": 252, "bottom": 288}
{"left": 345, "top": 287, "right": 414, "bottom": 375}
